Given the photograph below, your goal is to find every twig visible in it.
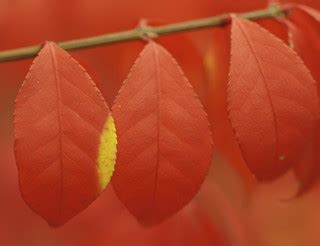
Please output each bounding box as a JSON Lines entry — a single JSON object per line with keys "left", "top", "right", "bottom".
{"left": 0, "top": 4, "right": 289, "bottom": 63}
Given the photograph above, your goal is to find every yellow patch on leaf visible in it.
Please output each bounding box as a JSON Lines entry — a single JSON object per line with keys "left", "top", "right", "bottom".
{"left": 97, "top": 114, "right": 117, "bottom": 192}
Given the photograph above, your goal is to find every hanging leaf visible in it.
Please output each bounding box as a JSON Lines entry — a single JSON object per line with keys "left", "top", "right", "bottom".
{"left": 283, "top": 6, "right": 320, "bottom": 191}
{"left": 293, "top": 132, "right": 319, "bottom": 194}
{"left": 111, "top": 41, "right": 213, "bottom": 225}
{"left": 14, "top": 42, "right": 117, "bottom": 226}
{"left": 227, "top": 17, "right": 318, "bottom": 180}
{"left": 203, "top": 19, "right": 289, "bottom": 191}
{"left": 284, "top": 6, "right": 320, "bottom": 83}
{"left": 295, "top": 5, "right": 320, "bottom": 22}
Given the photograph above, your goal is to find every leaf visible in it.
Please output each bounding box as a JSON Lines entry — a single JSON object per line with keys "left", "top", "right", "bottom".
{"left": 14, "top": 42, "right": 117, "bottom": 226}
{"left": 103, "top": 29, "right": 209, "bottom": 107}
{"left": 203, "top": 27, "right": 256, "bottom": 191}
{"left": 111, "top": 41, "right": 213, "bottom": 225}
{"left": 285, "top": 6, "right": 320, "bottom": 83}
{"left": 293, "top": 132, "right": 319, "bottom": 194}
{"left": 203, "top": 19, "right": 289, "bottom": 191}
{"left": 296, "top": 4, "right": 320, "bottom": 22}
{"left": 283, "top": 6, "right": 320, "bottom": 190}
{"left": 227, "top": 17, "right": 318, "bottom": 180}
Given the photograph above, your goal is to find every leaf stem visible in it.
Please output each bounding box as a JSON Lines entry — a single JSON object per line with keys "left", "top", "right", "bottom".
{"left": 0, "top": 4, "right": 290, "bottom": 63}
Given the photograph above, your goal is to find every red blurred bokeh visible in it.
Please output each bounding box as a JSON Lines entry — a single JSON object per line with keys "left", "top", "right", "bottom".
{"left": 0, "top": 0, "right": 319, "bottom": 245}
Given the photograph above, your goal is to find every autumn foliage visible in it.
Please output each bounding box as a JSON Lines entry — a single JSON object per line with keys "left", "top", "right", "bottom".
{"left": 0, "top": 0, "right": 320, "bottom": 245}
{"left": 14, "top": 42, "right": 117, "bottom": 226}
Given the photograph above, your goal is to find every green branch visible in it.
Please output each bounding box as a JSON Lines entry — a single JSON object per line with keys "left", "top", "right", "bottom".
{"left": 0, "top": 5, "right": 289, "bottom": 63}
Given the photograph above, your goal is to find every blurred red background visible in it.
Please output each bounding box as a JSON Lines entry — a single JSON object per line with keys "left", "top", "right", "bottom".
{"left": 0, "top": 0, "right": 319, "bottom": 245}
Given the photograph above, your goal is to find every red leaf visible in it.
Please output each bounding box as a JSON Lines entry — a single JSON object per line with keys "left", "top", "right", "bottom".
{"left": 285, "top": 6, "right": 320, "bottom": 83}
{"left": 296, "top": 4, "right": 320, "bottom": 22}
{"left": 293, "top": 132, "right": 320, "bottom": 194}
{"left": 14, "top": 42, "right": 117, "bottom": 226}
{"left": 111, "top": 41, "right": 213, "bottom": 225}
{"left": 204, "top": 27, "right": 256, "bottom": 190}
{"left": 283, "top": 6, "right": 320, "bottom": 190}
{"left": 203, "top": 19, "right": 289, "bottom": 191}
{"left": 227, "top": 17, "right": 318, "bottom": 180}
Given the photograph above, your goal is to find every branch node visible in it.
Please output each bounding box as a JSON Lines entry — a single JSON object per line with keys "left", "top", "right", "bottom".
{"left": 268, "top": 4, "right": 284, "bottom": 18}
{"left": 228, "top": 13, "right": 237, "bottom": 22}
{"left": 137, "top": 19, "right": 159, "bottom": 41}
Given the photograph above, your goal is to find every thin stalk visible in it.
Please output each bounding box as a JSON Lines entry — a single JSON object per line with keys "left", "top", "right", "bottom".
{"left": 0, "top": 5, "right": 289, "bottom": 63}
